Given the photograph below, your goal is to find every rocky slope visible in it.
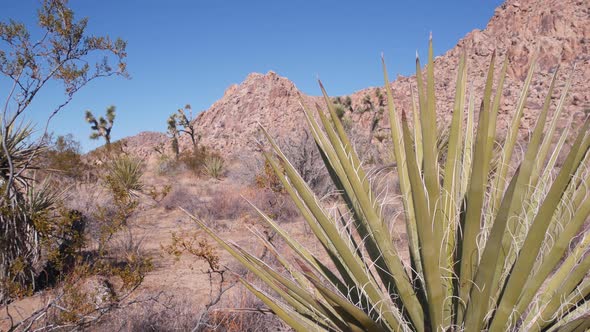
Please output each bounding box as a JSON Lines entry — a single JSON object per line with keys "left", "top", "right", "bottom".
{"left": 189, "top": 71, "right": 321, "bottom": 156}
{"left": 121, "top": 131, "right": 168, "bottom": 159}
{"left": 128, "top": 0, "right": 589, "bottom": 159}
{"left": 345, "top": 0, "right": 589, "bottom": 143}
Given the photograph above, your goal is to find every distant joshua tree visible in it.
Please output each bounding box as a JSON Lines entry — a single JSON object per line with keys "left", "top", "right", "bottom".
{"left": 375, "top": 88, "right": 385, "bottom": 107}
{"left": 169, "top": 104, "right": 200, "bottom": 152}
{"left": 362, "top": 94, "right": 374, "bottom": 112}
{"left": 85, "top": 106, "right": 116, "bottom": 148}
{"left": 343, "top": 96, "right": 353, "bottom": 111}
{"left": 167, "top": 114, "right": 180, "bottom": 158}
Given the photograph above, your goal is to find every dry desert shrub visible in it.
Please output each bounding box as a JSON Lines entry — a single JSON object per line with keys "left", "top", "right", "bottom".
{"left": 40, "top": 134, "right": 90, "bottom": 181}
{"left": 97, "top": 288, "right": 286, "bottom": 332}
{"left": 161, "top": 177, "right": 299, "bottom": 224}
{"left": 198, "top": 285, "right": 287, "bottom": 332}
{"left": 225, "top": 155, "right": 264, "bottom": 185}
{"left": 160, "top": 185, "right": 204, "bottom": 212}
{"left": 179, "top": 147, "right": 224, "bottom": 176}
{"left": 241, "top": 187, "right": 299, "bottom": 223}
{"left": 99, "top": 294, "right": 202, "bottom": 332}
{"left": 202, "top": 187, "right": 250, "bottom": 222}
{"left": 155, "top": 154, "right": 179, "bottom": 176}
{"left": 279, "top": 129, "right": 334, "bottom": 197}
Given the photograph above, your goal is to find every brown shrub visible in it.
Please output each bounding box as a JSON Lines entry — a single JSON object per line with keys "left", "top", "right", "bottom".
{"left": 254, "top": 159, "right": 284, "bottom": 193}
{"left": 199, "top": 285, "right": 286, "bottom": 332}
{"left": 40, "top": 134, "right": 91, "bottom": 181}
{"left": 99, "top": 294, "right": 202, "bottom": 332}
{"left": 225, "top": 155, "right": 264, "bottom": 185}
{"left": 241, "top": 187, "right": 299, "bottom": 223}
{"left": 159, "top": 186, "right": 203, "bottom": 212}
{"left": 279, "top": 129, "right": 334, "bottom": 197}
{"left": 155, "top": 154, "right": 179, "bottom": 176}
{"left": 179, "top": 146, "right": 224, "bottom": 176}
{"left": 85, "top": 140, "right": 128, "bottom": 166}
{"left": 95, "top": 289, "right": 285, "bottom": 332}
{"left": 201, "top": 187, "right": 250, "bottom": 222}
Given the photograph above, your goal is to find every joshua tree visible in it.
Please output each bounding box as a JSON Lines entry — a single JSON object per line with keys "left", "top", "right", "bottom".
{"left": 343, "top": 95, "right": 353, "bottom": 111}
{"left": 333, "top": 103, "right": 346, "bottom": 120}
{"left": 362, "top": 93, "right": 374, "bottom": 112}
{"left": 169, "top": 104, "right": 199, "bottom": 151}
{"left": 167, "top": 114, "right": 180, "bottom": 158}
{"left": 85, "top": 106, "right": 116, "bottom": 147}
{"left": 375, "top": 87, "right": 385, "bottom": 106}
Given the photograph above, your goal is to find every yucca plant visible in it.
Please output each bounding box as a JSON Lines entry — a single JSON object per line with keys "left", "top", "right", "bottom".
{"left": 107, "top": 156, "right": 144, "bottom": 196}
{"left": 188, "top": 39, "right": 590, "bottom": 331}
{"left": 0, "top": 122, "right": 53, "bottom": 303}
{"left": 204, "top": 155, "right": 225, "bottom": 179}
{"left": 0, "top": 122, "right": 39, "bottom": 187}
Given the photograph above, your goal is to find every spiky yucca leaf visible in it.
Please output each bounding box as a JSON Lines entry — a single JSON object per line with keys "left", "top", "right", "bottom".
{"left": 189, "top": 40, "right": 590, "bottom": 331}
{"left": 204, "top": 155, "right": 224, "bottom": 179}
{"left": 0, "top": 122, "right": 53, "bottom": 303}
{"left": 107, "top": 155, "right": 144, "bottom": 195}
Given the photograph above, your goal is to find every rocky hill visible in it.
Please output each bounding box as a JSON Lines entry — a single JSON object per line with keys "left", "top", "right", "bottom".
{"left": 346, "top": 0, "right": 589, "bottom": 142}
{"left": 190, "top": 71, "right": 322, "bottom": 156}
{"left": 126, "top": 0, "right": 589, "bottom": 159}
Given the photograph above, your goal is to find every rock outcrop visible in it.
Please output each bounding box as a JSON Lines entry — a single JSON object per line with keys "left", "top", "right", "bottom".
{"left": 128, "top": 0, "right": 589, "bottom": 159}
{"left": 190, "top": 71, "right": 320, "bottom": 155}
{"left": 121, "top": 131, "right": 168, "bottom": 159}
{"left": 345, "top": 0, "right": 588, "bottom": 143}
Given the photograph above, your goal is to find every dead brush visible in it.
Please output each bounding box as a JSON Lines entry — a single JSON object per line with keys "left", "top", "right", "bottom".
{"left": 201, "top": 187, "right": 251, "bottom": 222}
{"left": 200, "top": 285, "right": 286, "bottom": 332}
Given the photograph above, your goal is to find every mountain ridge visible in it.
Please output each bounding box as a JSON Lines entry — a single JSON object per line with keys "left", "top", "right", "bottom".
{"left": 123, "top": 0, "right": 589, "bottom": 160}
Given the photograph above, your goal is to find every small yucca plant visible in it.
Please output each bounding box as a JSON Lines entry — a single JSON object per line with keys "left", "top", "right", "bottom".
{"left": 0, "top": 122, "right": 53, "bottom": 303}
{"left": 204, "top": 155, "right": 224, "bottom": 179}
{"left": 189, "top": 39, "right": 590, "bottom": 331}
{"left": 107, "top": 156, "right": 144, "bottom": 196}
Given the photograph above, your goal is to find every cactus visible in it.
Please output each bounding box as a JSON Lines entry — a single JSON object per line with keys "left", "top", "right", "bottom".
{"left": 189, "top": 40, "right": 590, "bottom": 331}
{"left": 85, "top": 106, "right": 115, "bottom": 147}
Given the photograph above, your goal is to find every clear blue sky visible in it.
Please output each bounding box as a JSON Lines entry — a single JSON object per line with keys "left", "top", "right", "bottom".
{"left": 1, "top": 0, "right": 503, "bottom": 151}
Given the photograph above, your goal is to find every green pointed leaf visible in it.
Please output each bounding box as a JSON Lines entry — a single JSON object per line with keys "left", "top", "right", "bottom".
{"left": 383, "top": 55, "right": 423, "bottom": 285}
{"left": 239, "top": 278, "right": 321, "bottom": 331}
{"left": 490, "top": 118, "right": 590, "bottom": 330}
{"left": 402, "top": 109, "right": 445, "bottom": 331}
{"left": 458, "top": 51, "right": 497, "bottom": 321}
